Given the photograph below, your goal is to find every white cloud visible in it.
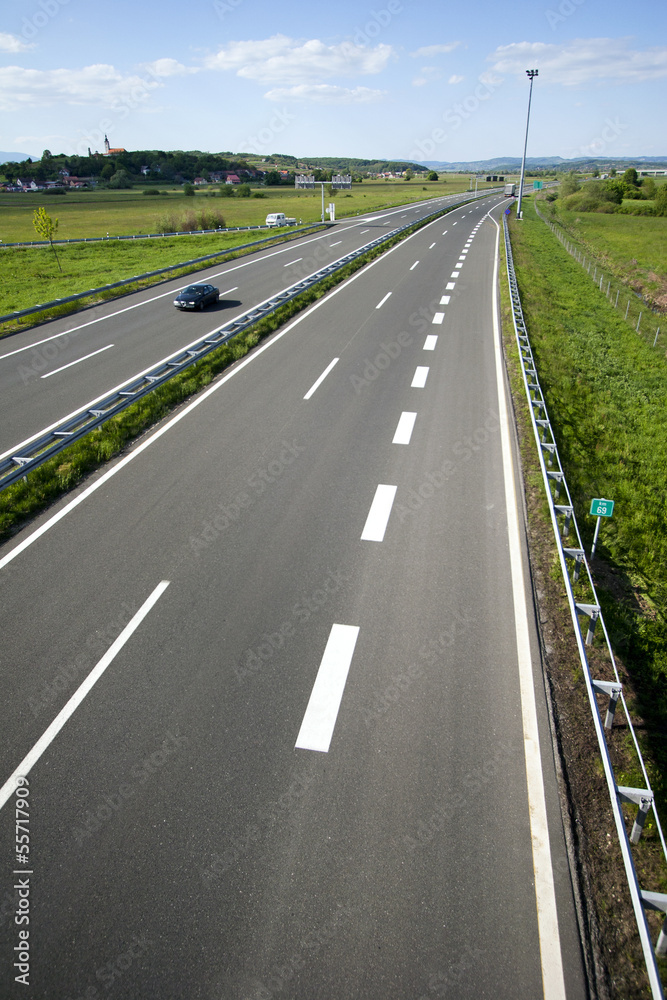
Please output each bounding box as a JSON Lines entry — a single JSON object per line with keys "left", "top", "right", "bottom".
{"left": 0, "top": 32, "right": 33, "bottom": 53}
{"left": 142, "top": 58, "right": 196, "bottom": 78}
{"left": 264, "top": 84, "right": 385, "bottom": 104}
{"left": 0, "top": 64, "right": 162, "bottom": 112}
{"left": 204, "top": 35, "right": 393, "bottom": 84}
{"left": 410, "top": 43, "right": 460, "bottom": 58}
{"left": 412, "top": 65, "right": 442, "bottom": 86}
{"left": 448, "top": 74, "right": 464, "bottom": 84}
{"left": 488, "top": 37, "right": 667, "bottom": 85}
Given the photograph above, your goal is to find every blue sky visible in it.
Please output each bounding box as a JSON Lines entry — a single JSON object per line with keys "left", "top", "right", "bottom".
{"left": 2, "top": 0, "right": 666, "bottom": 163}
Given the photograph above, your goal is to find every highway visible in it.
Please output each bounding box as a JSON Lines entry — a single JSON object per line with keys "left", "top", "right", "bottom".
{"left": 0, "top": 192, "right": 495, "bottom": 460}
{"left": 0, "top": 199, "right": 589, "bottom": 998}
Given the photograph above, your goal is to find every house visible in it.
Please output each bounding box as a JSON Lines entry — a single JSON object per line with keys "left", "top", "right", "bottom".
{"left": 194, "top": 177, "right": 208, "bottom": 186}
{"left": 225, "top": 173, "right": 241, "bottom": 184}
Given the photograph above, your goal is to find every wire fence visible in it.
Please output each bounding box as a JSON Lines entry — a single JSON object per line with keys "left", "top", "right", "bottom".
{"left": 504, "top": 213, "right": 667, "bottom": 999}
{"left": 533, "top": 200, "right": 663, "bottom": 351}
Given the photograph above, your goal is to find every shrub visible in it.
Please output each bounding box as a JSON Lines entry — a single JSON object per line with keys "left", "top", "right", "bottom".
{"left": 183, "top": 183, "right": 194, "bottom": 196}
{"left": 142, "top": 188, "right": 161, "bottom": 196}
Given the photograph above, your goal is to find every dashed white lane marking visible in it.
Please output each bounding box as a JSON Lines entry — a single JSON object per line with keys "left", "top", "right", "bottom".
{"left": 40, "top": 343, "right": 114, "bottom": 379}
{"left": 429, "top": 242, "right": 436, "bottom": 249}
{"left": 393, "top": 411, "right": 417, "bottom": 445}
{"left": 329, "top": 241, "right": 343, "bottom": 246}
{"left": 451, "top": 271, "right": 460, "bottom": 278}
{"left": 361, "top": 484, "right": 397, "bottom": 541}
{"left": 0, "top": 580, "right": 170, "bottom": 811}
{"left": 304, "top": 357, "right": 339, "bottom": 400}
{"left": 446, "top": 282, "right": 456, "bottom": 290}
{"left": 489, "top": 212, "right": 567, "bottom": 999}
{"left": 432, "top": 312, "right": 445, "bottom": 324}
{"left": 452, "top": 221, "right": 457, "bottom": 225}
{"left": 440, "top": 295, "right": 451, "bottom": 305}
{"left": 423, "top": 335, "right": 438, "bottom": 351}
{"left": 284, "top": 258, "right": 303, "bottom": 267}
{"left": 295, "top": 624, "right": 360, "bottom": 753}
{"left": 410, "top": 261, "right": 420, "bottom": 270}
{"left": 376, "top": 292, "right": 392, "bottom": 309}
{"left": 411, "top": 366, "right": 429, "bottom": 388}
{"left": 442, "top": 230, "right": 448, "bottom": 235}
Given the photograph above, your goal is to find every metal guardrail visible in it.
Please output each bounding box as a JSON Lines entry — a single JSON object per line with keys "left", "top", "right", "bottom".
{"left": 1, "top": 195, "right": 490, "bottom": 491}
{"left": 503, "top": 213, "right": 667, "bottom": 998}
{"left": 0, "top": 225, "right": 326, "bottom": 326}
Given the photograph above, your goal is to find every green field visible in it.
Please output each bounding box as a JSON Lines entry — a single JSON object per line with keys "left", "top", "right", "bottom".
{"left": 543, "top": 196, "right": 667, "bottom": 313}
{"left": 0, "top": 176, "right": 489, "bottom": 242}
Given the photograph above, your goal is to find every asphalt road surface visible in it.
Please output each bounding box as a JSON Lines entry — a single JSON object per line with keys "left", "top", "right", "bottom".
{"left": 0, "top": 200, "right": 590, "bottom": 999}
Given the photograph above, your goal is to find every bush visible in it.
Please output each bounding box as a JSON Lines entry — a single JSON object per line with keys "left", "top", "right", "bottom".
{"left": 142, "top": 188, "right": 161, "bottom": 196}
{"left": 44, "top": 188, "right": 67, "bottom": 195}
{"left": 183, "top": 183, "right": 194, "bottom": 196}
{"left": 154, "top": 208, "right": 226, "bottom": 233}
{"left": 237, "top": 183, "right": 251, "bottom": 197}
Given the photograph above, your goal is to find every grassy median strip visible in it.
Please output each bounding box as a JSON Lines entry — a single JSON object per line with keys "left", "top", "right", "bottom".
{"left": 0, "top": 209, "right": 448, "bottom": 540}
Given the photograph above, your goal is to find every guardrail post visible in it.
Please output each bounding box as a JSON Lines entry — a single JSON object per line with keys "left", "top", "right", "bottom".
{"left": 591, "top": 678, "right": 622, "bottom": 728}
{"left": 641, "top": 891, "right": 667, "bottom": 957}
{"left": 615, "top": 289, "right": 619, "bottom": 308}
{"left": 548, "top": 472, "right": 564, "bottom": 501}
{"left": 576, "top": 603, "right": 600, "bottom": 645}
{"left": 618, "top": 787, "right": 654, "bottom": 844}
{"left": 554, "top": 504, "right": 573, "bottom": 536}
{"left": 564, "top": 547, "right": 585, "bottom": 581}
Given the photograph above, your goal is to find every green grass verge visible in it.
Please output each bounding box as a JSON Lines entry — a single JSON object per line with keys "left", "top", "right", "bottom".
{"left": 509, "top": 197, "right": 667, "bottom": 807}
{"left": 0, "top": 206, "right": 450, "bottom": 541}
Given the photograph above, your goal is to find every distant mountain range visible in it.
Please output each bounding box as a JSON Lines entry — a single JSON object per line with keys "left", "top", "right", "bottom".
{"left": 0, "top": 151, "right": 40, "bottom": 164}
{"left": 415, "top": 155, "right": 667, "bottom": 172}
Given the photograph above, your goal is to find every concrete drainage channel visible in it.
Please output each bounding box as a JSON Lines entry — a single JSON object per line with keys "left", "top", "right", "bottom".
{"left": 503, "top": 214, "right": 667, "bottom": 999}
{"left": 0, "top": 194, "right": 493, "bottom": 491}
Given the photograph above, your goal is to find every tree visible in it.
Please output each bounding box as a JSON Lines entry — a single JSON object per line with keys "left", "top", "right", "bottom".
{"left": 42, "top": 149, "right": 52, "bottom": 161}
{"left": 32, "top": 207, "right": 61, "bottom": 271}
{"left": 404, "top": 168, "right": 414, "bottom": 181}
{"left": 622, "top": 167, "right": 639, "bottom": 188}
{"left": 183, "top": 183, "right": 195, "bottom": 196}
{"left": 427, "top": 171, "right": 439, "bottom": 181}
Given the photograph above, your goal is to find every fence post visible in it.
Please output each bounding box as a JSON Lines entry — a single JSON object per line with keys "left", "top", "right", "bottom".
{"left": 637, "top": 312, "right": 642, "bottom": 333}
{"left": 625, "top": 300, "right": 630, "bottom": 320}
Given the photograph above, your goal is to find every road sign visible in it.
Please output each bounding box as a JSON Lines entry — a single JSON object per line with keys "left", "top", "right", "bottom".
{"left": 590, "top": 498, "right": 614, "bottom": 517}
{"left": 504, "top": 208, "right": 511, "bottom": 215}
{"left": 533, "top": 181, "right": 543, "bottom": 190}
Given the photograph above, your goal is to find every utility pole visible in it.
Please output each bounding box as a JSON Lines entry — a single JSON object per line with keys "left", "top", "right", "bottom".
{"left": 516, "top": 69, "right": 538, "bottom": 220}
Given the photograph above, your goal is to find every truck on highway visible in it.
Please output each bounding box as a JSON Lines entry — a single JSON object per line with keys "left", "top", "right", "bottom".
{"left": 504, "top": 183, "right": 516, "bottom": 197}
{"left": 265, "top": 212, "right": 297, "bottom": 227}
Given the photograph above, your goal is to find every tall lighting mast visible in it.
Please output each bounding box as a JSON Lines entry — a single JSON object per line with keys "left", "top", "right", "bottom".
{"left": 516, "top": 69, "right": 538, "bottom": 220}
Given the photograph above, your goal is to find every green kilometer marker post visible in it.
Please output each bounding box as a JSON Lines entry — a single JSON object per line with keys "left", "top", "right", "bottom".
{"left": 590, "top": 498, "right": 614, "bottom": 557}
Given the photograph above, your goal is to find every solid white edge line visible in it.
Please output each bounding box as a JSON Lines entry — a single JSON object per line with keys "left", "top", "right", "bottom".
{"left": 361, "top": 484, "right": 397, "bottom": 541}
{"left": 489, "top": 210, "right": 566, "bottom": 999}
{"left": 304, "top": 357, "right": 339, "bottom": 400}
{"left": 376, "top": 292, "right": 392, "bottom": 309}
{"left": 392, "top": 411, "right": 417, "bottom": 445}
{"left": 411, "top": 366, "right": 429, "bottom": 388}
{"left": 40, "top": 343, "right": 115, "bottom": 379}
{"left": 295, "top": 624, "right": 360, "bottom": 752}
{"left": 0, "top": 213, "right": 446, "bottom": 570}
{"left": 0, "top": 580, "right": 170, "bottom": 811}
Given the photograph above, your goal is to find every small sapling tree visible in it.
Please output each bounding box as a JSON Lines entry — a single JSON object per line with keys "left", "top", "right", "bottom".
{"left": 32, "top": 206, "right": 61, "bottom": 271}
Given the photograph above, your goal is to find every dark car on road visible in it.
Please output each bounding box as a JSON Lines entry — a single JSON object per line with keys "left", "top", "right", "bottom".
{"left": 173, "top": 283, "right": 220, "bottom": 310}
